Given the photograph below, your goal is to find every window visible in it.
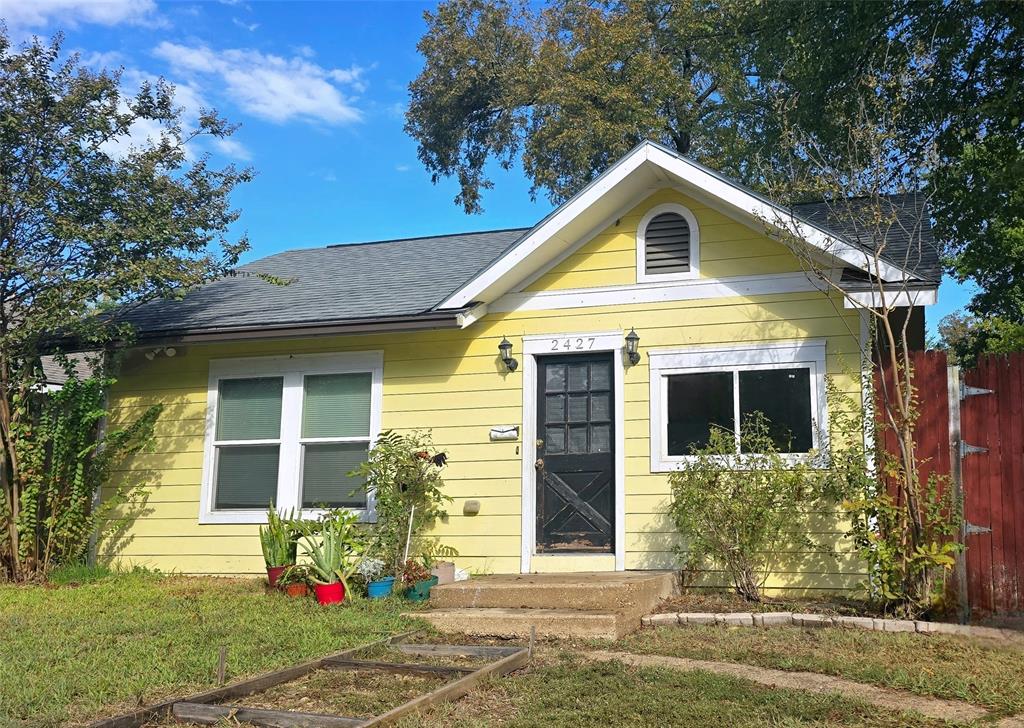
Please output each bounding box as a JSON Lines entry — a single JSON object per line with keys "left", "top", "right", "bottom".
{"left": 636, "top": 203, "right": 700, "bottom": 282}
{"left": 201, "top": 352, "right": 382, "bottom": 524}
{"left": 648, "top": 341, "right": 825, "bottom": 470}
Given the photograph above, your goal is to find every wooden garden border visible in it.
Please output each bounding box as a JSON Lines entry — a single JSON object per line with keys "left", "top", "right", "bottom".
{"left": 87, "top": 633, "right": 529, "bottom": 728}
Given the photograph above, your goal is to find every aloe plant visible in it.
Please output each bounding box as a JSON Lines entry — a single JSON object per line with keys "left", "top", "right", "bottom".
{"left": 298, "top": 510, "right": 370, "bottom": 598}
{"left": 259, "top": 503, "right": 298, "bottom": 568}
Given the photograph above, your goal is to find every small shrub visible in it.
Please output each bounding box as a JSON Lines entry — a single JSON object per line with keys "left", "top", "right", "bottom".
{"left": 349, "top": 430, "right": 452, "bottom": 575}
{"left": 667, "top": 414, "right": 823, "bottom": 602}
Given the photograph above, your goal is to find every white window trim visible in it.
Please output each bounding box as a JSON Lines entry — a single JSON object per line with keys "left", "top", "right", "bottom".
{"left": 648, "top": 340, "right": 827, "bottom": 471}
{"left": 636, "top": 202, "right": 700, "bottom": 283}
{"left": 520, "top": 331, "right": 626, "bottom": 573}
{"left": 199, "top": 351, "right": 384, "bottom": 525}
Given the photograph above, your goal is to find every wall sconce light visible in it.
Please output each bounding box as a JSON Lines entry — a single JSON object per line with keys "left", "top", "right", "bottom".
{"left": 144, "top": 346, "right": 177, "bottom": 361}
{"left": 498, "top": 336, "right": 519, "bottom": 372}
{"left": 625, "top": 328, "right": 641, "bottom": 366}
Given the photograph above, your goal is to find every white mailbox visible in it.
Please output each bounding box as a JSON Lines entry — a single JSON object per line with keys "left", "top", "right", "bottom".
{"left": 489, "top": 425, "right": 519, "bottom": 441}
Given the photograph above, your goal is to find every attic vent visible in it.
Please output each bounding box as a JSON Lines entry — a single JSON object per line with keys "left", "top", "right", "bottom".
{"left": 644, "top": 212, "right": 691, "bottom": 275}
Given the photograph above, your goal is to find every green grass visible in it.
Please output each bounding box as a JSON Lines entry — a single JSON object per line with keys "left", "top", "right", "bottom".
{"left": 0, "top": 573, "right": 418, "bottom": 727}
{"left": 617, "top": 625, "right": 1024, "bottom": 716}
{"left": 398, "top": 652, "right": 961, "bottom": 727}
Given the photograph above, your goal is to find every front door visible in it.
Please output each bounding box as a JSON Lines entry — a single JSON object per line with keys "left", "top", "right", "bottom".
{"left": 535, "top": 353, "right": 614, "bottom": 553}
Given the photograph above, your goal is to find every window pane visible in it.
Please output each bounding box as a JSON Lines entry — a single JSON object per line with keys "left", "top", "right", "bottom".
{"left": 302, "top": 443, "right": 368, "bottom": 508}
{"left": 591, "top": 362, "right": 611, "bottom": 391}
{"left": 568, "top": 394, "right": 588, "bottom": 422}
{"left": 545, "top": 394, "right": 565, "bottom": 423}
{"left": 545, "top": 426, "right": 566, "bottom": 454}
{"left": 568, "top": 363, "right": 589, "bottom": 391}
{"left": 667, "top": 372, "right": 735, "bottom": 455}
{"left": 591, "top": 393, "right": 611, "bottom": 422}
{"left": 545, "top": 364, "right": 566, "bottom": 392}
{"left": 739, "top": 368, "right": 813, "bottom": 453}
{"left": 568, "top": 425, "right": 588, "bottom": 453}
{"left": 591, "top": 424, "right": 611, "bottom": 453}
{"left": 302, "top": 373, "right": 372, "bottom": 438}
{"left": 217, "top": 378, "right": 283, "bottom": 441}
{"left": 215, "top": 445, "right": 279, "bottom": 509}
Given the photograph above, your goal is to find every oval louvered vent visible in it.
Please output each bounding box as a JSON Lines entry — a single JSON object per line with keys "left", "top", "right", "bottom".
{"left": 644, "top": 212, "right": 691, "bottom": 275}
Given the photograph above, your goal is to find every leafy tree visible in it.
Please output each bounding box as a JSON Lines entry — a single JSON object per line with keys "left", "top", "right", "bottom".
{"left": 938, "top": 312, "right": 1024, "bottom": 364}
{"left": 406, "top": 0, "right": 771, "bottom": 213}
{"left": 0, "top": 31, "right": 252, "bottom": 580}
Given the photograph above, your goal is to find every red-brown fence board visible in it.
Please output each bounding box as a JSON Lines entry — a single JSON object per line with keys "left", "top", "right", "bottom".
{"left": 875, "top": 350, "right": 1024, "bottom": 618}
{"left": 961, "top": 353, "right": 1024, "bottom": 615}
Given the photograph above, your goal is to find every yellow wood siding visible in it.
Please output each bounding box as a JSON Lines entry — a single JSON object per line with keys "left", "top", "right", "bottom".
{"left": 104, "top": 189, "right": 865, "bottom": 594}
{"left": 523, "top": 189, "right": 802, "bottom": 292}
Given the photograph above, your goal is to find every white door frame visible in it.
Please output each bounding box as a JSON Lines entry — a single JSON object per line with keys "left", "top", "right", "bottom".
{"left": 520, "top": 330, "right": 626, "bottom": 573}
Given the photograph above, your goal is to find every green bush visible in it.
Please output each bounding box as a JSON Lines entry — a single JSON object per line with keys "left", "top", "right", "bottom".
{"left": 667, "top": 414, "right": 823, "bottom": 602}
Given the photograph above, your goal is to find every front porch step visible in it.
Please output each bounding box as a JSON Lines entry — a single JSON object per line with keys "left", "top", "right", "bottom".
{"left": 410, "top": 607, "right": 637, "bottom": 640}
{"left": 429, "top": 571, "right": 675, "bottom": 615}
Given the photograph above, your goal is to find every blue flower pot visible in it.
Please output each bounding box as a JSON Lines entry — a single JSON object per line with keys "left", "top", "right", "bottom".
{"left": 367, "top": 576, "right": 396, "bottom": 599}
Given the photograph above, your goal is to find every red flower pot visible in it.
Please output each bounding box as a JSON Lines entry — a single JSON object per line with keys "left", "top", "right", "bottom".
{"left": 266, "top": 565, "right": 287, "bottom": 587}
{"left": 314, "top": 582, "right": 345, "bottom": 605}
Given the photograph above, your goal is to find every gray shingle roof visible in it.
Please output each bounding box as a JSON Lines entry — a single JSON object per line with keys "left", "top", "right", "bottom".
{"left": 792, "top": 193, "right": 940, "bottom": 283}
{"left": 115, "top": 228, "right": 528, "bottom": 337}
{"left": 114, "top": 184, "right": 937, "bottom": 340}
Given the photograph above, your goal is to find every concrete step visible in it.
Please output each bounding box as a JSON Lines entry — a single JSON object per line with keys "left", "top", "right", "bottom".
{"left": 409, "top": 607, "right": 637, "bottom": 640}
{"left": 429, "top": 571, "right": 675, "bottom": 615}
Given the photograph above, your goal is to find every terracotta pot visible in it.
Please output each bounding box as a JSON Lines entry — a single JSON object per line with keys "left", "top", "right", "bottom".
{"left": 284, "top": 583, "right": 308, "bottom": 598}
{"left": 314, "top": 581, "right": 345, "bottom": 605}
{"left": 266, "top": 565, "right": 287, "bottom": 587}
{"left": 431, "top": 561, "right": 456, "bottom": 585}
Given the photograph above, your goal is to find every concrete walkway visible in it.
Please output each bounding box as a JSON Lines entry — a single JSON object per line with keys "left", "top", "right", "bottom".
{"left": 584, "top": 650, "right": 991, "bottom": 723}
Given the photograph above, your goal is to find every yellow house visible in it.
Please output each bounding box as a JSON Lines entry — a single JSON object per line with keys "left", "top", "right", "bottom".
{"left": 105, "top": 142, "right": 939, "bottom": 593}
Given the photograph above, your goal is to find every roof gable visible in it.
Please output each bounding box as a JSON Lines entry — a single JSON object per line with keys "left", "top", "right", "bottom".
{"left": 438, "top": 141, "right": 926, "bottom": 310}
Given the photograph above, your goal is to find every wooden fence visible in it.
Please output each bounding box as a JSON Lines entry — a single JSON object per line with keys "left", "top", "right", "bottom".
{"left": 877, "top": 350, "right": 1023, "bottom": 619}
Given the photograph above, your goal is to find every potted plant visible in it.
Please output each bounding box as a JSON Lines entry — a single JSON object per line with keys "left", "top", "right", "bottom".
{"left": 259, "top": 503, "right": 297, "bottom": 587}
{"left": 419, "top": 538, "right": 458, "bottom": 585}
{"left": 277, "top": 565, "right": 311, "bottom": 598}
{"left": 358, "top": 557, "right": 395, "bottom": 600}
{"left": 298, "top": 509, "right": 369, "bottom": 605}
{"left": 400, "top": 558, "right": 437, "bottom": 602}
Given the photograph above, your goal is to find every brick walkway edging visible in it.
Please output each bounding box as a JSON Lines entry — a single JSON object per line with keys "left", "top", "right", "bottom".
{"left": 642, "top": 611, "right": 1024, "bottom": 642}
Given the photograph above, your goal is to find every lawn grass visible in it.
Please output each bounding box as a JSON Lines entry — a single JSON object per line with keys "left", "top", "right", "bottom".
{"left": 0, "top": 572, "right": 419, "bottom": 727}
{"left": 396, "top": 652, "right": 962, "bottom": 727}
{"left": 618, "top": 625, "right": 1024, "bottom": 716}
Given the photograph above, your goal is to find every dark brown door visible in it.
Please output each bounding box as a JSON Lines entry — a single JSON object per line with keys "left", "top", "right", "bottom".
{"left": 536, "top": 353, "right": 614, "bottom": 553}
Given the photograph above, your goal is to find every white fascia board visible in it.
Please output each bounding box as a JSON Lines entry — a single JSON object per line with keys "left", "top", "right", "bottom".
{"left": 438, "top": 148, "right": 651, "bottom": 309}
{"left": 456, "top": 303, "right": 488, "bottom": 328}
{"left": 646, "top": 146, "right": 911, "bottom": 283}
{"left": 843, "top": 288, "right": 938, "bottom": 308}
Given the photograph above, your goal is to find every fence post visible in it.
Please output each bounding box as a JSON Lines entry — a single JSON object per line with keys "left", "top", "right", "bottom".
{"left": 946, "top": 363, "right": 970, "bottom": 623}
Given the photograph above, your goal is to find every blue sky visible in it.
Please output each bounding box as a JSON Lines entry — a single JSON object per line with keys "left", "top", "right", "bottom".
{"left": 7, "top": 0, "right": 970, "bottom": 335}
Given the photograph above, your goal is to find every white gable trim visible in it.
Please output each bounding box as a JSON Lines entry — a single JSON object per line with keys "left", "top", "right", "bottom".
{"left": 439, "top": 142, "right": 912, "bottom": 310}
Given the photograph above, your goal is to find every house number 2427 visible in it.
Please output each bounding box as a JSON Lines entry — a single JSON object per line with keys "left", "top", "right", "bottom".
{"left": 550, "top": 337, "right": 596, "bottom": 351}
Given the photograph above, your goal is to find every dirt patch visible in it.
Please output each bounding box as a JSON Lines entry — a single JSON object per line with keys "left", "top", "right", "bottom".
{"left": 584, "top": 650, "right": 990, "bottom": 723}
{"left": 654, "top": 590, "right": 879, "bottom": 616}
{"left": 224, "top": 666, "right": 447, "bottom": 717}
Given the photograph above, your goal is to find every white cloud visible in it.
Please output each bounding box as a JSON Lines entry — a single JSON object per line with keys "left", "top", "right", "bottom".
{"left": 212, "top": 137, "right": 252, "bottom": 161}
{"left": 395, "top": 164, "right": 410, "bottom": 173}
{"left": 4, "top": 0, "right": 162, "bottom": 32}
{"left": 231, "top": 17, "right": 260, "bottom": 32}
{"left": 153, "top": 42, "right": 366, "bottom": 125}
{"left": 99, "top": 71, "right": 250, "bottom": 163}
